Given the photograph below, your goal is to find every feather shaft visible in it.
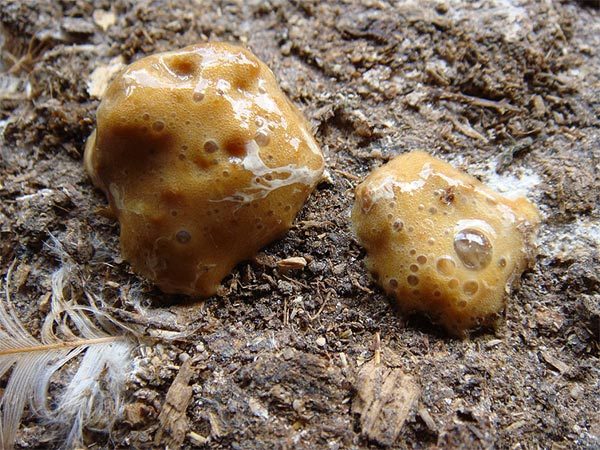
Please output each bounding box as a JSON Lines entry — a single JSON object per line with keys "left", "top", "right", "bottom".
{"left": 0, "top": 336, "right": 123, "bottom": 356}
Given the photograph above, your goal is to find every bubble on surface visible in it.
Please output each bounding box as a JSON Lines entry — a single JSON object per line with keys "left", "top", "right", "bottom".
{"left": 176, "top": 230, "right": 191, "bottom": 243}
{"left": 193, "top": 91, "right": 205, "bottom": 102}
{"left": 410, "top": 264, "right": 419, "bottom": 273}
{"left": 463, "top": 280, "right": 479, "bottom": 295}
{"left": 417, "top": 255, "right": 428, "bottom": 265}
{"left": 436, "top": 257, "right": 456, "bottom": 276}
{"left": 152, "top": 120, "right": 165, "bottom": 131}
{"left": 204, "top": 140, "right": 219, "bottom": 153}
{"left": 389, "top": 278, "right": 399, "bottom": 289}
{"left": 255, "top": 129, "right": 270, "bottom": 146}
{"left": 448, "top": 278, "right": 459, "bottom": 289}
{"left": 392, "top": 219, "right": 404, "bottom": 232}
{"left": 453, "top": 228, "right": 493, "bottom": 270}
{"left": 498, "top": 257, "right": 507, "bottom": 268}
{"left": 407, "top": 275, "right": 419, "bottom": 286}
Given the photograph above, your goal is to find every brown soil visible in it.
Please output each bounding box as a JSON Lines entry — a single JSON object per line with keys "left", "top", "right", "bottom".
{"left": 0, "top": 1, "right": 598, "bottom": 449}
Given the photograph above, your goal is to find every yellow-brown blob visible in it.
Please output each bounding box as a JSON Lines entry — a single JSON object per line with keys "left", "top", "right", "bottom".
{"left": 351, "top": 151, "right": 540, "bottom": 335}
{"left": 85, "top": 42, "right": 324, "bottom": 296}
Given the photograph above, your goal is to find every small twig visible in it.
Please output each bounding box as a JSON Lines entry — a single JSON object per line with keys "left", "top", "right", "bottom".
{"left": 308, "top": 285, "right": 331, "bottom": 321}
{"left": 332, "top": 169, "right": 360, "bottom": 181}
{"left": 374, "top": 332, "right": 381, "bottom": 365}
{"left": 439, "top": 91, "right": 520, "bottom": 114}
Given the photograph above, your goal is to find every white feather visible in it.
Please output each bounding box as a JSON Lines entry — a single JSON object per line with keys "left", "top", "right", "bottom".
{"left": 0, "top": 261, "right": 136, "bottom": 449}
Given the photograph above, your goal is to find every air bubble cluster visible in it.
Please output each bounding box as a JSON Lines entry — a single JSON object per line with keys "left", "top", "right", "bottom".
{"left": 84, "top": 42, "right": 325, "bottom": 296}
{"left": 351, "top": 151, "right": 540, "bottom": 335}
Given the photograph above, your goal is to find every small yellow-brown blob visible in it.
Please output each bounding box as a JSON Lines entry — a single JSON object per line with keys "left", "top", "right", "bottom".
{"left": 85, "top": 42, "right": 324, "bottom": 296}
{"left": 352, "top": 151, "right": 540, "bottom": 335}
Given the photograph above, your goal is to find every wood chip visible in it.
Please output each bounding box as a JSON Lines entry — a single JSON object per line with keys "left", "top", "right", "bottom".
{"left": 93, "top": 9, "right": 116, "bottom": 31}
{"left": 276, "top": 256, "right": 307, "bottom": 271}
{"left": 418, "top": 407, "right": 437, "bottom": 433}
{"left": 87, "top": 56, "right": 125, "bottom": 99}
{"left": 188, "top": 431, "right": 209, "bottom": 446}
{"left": 447, "top": 115, "right": 489, "bottom": 143}
{"left": 352, "top": 358, "right": 420, "bottom": 446}
{"left": 542, "top": 352, "right": 570, "bottom": 374}
{"left": 154, "top": 359, "right": 195, "bottom": 448}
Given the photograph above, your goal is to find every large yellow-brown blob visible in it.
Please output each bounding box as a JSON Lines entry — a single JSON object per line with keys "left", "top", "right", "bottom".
{"left": 85, "top": 42, "right": 324, "bottom": 296}
{"left": 352, "top": 151, "right": 540, "bottom": 335}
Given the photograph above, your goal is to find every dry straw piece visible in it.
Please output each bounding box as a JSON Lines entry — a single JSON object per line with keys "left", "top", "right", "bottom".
{"left": 352, "top": 151, "right": 540, "bottom": 335}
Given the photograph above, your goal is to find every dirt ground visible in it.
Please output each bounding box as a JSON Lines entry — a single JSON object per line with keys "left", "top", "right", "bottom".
{"left": 0, "top": 0, "right": 599, "bottom": 449}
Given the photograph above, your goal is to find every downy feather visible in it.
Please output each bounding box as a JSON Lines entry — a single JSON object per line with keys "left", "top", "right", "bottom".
{"left": 0, "top": 261, "right": 136, "bottom": 449}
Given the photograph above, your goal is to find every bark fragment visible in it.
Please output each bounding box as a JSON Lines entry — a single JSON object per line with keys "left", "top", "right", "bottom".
{"left": 154, "top": 359, "right": 195, "bottom": 448}
{"left": 352, "top": 357, "right": 420, "bottom": 446}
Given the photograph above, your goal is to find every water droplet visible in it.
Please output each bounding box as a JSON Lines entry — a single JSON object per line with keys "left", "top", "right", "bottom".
{"left": 152, "top": 120, "right": 165, "bottom": 131}
{"left": 407, "top": 275, "right": 419, "bottom": 286}
{"left": 176, "top": 230, "right": 191, "bottom": 244}
{"left": 255, "top": 129, "right": 270, "bottom": 146}
{"left": 463, "top": 280, "right": 479, "bottom": 295}
{"left": 453, "top": 228, "right": 493, "bottom": 270}
{"left": 417, "top": 255, "right": 427, "bottom": 265}
{"left": 204, "top": 140, "right": 219, "bottom": 153}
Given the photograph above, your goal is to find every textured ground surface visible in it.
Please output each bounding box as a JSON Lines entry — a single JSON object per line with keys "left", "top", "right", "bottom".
{"left": 0, "top": 0, "right": 599, "bottom": 449}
